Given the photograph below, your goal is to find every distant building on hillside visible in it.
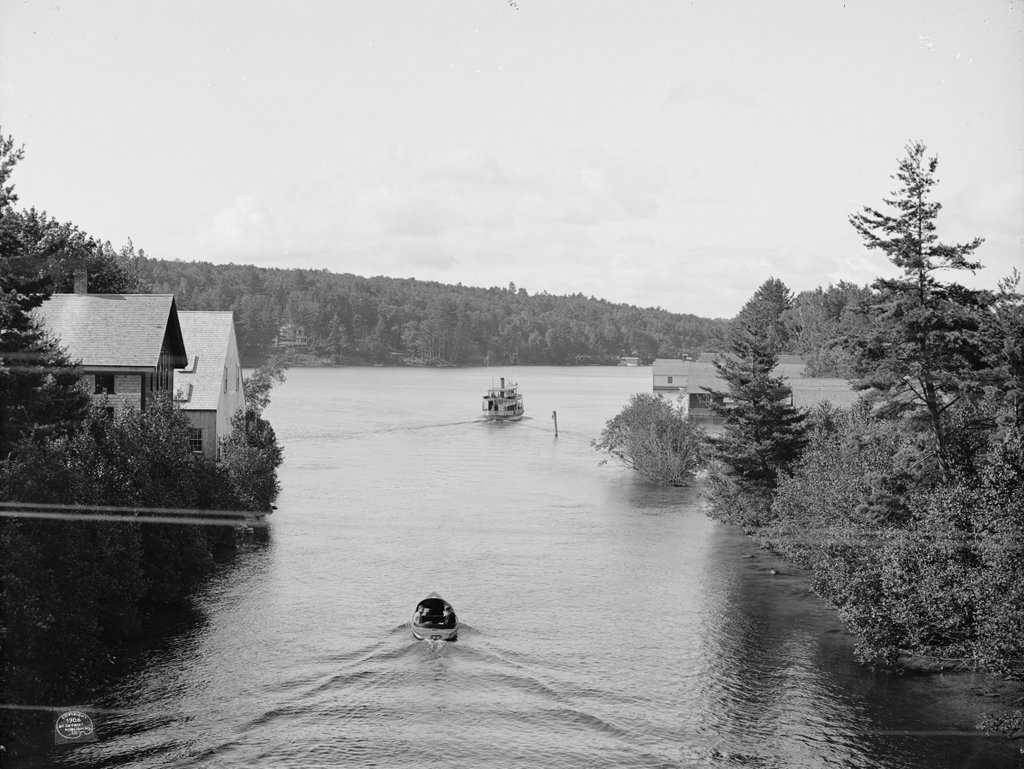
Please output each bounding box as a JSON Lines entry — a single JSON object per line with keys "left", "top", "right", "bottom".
{"left": 175, "top": 311, "right": 245, "bottom": 460}
{"left": 619, "top": 356, "right": 641, "bottom": 366}
{"left": 275, "top": 324, "right": 308, "bottom": 350}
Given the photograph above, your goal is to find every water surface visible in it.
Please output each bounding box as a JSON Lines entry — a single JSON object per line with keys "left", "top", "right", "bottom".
{"left": 43, "top": 366, "right": 1019, "bottom": 768}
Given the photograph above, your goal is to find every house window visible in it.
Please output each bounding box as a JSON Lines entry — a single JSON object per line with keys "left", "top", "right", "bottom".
{"left": 224, "top": 366, "right": 228, "bottom": 394}
{"left": 95, "top": 374, "right": 116, "bottom": 394}
{"left": 667, "top": 376, "right": 673, "bottom": 384}
{"left": 188, "top": 428, "right": 203, "bottom": 453}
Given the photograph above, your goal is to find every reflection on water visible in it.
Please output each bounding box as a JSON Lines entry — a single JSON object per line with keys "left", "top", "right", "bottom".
{"left": 19, "top": 367, "right": 1020, "bottom": 768}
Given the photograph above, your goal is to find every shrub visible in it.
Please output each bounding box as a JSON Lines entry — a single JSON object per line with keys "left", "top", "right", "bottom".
{"left": 593, "top": 393, "right": 705, "bottom": 486}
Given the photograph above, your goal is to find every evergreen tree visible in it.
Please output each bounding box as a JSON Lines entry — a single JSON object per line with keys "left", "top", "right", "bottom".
{"left": 704, "top": 278, "right": 808, "bottom": 493}
{"left": 848, "top": 141, "right": 990, "bottom": 481}
{"left": 0, "top": 130, "right": 90, "bottom": 460}
{"left": 987, "top": 271, "right": 1024, "bottom": 431}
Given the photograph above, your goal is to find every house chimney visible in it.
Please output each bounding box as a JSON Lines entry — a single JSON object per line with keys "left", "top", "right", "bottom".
{"left": 73, "top": 267, "right": 88, "bottom": 294}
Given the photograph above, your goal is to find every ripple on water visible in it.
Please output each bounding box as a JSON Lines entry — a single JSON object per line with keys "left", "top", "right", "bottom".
{"left": 49, "top": 368, "right": 1023, "bottom": 769}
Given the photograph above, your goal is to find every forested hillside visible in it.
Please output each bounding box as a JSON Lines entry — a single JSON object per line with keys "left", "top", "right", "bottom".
{"left": 138, "top": 258, "right": 729, "bottom": 366}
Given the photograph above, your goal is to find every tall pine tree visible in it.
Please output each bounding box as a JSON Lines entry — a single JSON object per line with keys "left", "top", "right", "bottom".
{"left": 848, "top": 141, "right": 990, "bottom": 481}
{"left": 705, "top": 278, "right": 808, "bottom": 494}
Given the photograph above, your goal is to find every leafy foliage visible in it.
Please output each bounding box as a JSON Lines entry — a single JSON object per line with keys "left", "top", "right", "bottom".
{"left": 593, "top": 393, "right": 705, "bottom": 486}
{"left": 244, "top": 354, "right": 288, "bottom": 416}
{"left": 767, "top": 415, "right": 1024, "bottom": 674}
{"left": 783, "top": 282, "right": 873, "bottom": 377}
{"left": 0, "top": 398, "right": 239, "bottom": 707}
{"left": 217, "top": 359, "right": 287, "bottom": 513}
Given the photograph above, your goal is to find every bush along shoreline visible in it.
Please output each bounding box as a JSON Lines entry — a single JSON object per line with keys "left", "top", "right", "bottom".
{"left": 705, "top": 404, "right": 1024, "bottom": 737}
{"left": 0, "top": 364, "right": 286, "bottom": 757}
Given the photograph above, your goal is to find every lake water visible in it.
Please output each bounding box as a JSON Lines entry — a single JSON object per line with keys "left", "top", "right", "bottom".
{"left": 42, "top": 367, "right": 1020, "bottom": 768}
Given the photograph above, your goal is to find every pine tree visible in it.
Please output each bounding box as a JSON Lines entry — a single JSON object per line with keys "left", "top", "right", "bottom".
{"left": 848, "top": 141, "right": 990, "bottom": 481}
{"left": 704, "top": 278, "right": 808, "bottom": 492}
{"left": 0, "top": 130, "right": 90, "bottom": 459}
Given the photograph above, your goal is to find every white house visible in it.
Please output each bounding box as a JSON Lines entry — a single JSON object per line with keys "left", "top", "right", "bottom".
{"left": 652, "top": 358, "right": 689, "bottom": 393}
{"left": 175, "top": 311, "right": 245, "bottom": 459}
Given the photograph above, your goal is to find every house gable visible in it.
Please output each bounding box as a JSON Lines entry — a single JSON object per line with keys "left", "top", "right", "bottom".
{"left": 175, "top": 311, "right": 245, "bottom": 459}
{"left": 34, "top": 294, "right": 186, "bottom": 369}
{"left": 34, "top": 293, "right": 188, "bottom": 411}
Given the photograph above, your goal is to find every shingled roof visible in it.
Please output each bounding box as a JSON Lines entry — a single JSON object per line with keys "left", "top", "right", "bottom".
{"left": 175, "top": 311, "right": 237, "bottom": 411}
{"left": 34, "top": 293, "right": 187, "bottom": 369}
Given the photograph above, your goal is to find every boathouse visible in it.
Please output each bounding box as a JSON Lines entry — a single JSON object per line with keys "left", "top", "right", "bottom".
{"left": 653, "top": 355, "right": 858, "bottom": 418}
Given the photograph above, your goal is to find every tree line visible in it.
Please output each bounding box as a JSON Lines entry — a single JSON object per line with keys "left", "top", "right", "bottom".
{"left": 0, "top": 131, "right": 286, "bottom": 758}
{"left": 137, "top": 257, "right": 885, "bottom": 373}
{"left": 137, "top": 259, "right": 734, "bottom": 366}
{"left": 594, "top": 142, "right": 1023, "bottom": 735}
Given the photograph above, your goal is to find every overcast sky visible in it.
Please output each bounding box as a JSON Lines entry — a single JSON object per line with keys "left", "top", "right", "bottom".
{"left": 2, "top": 1, "right": 1021, "bottom": 318}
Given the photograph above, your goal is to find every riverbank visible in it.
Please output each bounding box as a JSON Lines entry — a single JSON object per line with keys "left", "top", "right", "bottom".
{"left": 700, "top": 462, "right": 1024, "bottom": 745}
{"left": 740, "top": 532, "right": 1024, "bottom": 742}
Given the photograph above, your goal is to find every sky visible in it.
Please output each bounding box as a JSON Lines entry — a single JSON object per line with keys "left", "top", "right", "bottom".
{"left": 1, "top": 1, "right": 1022, "bottom": 318}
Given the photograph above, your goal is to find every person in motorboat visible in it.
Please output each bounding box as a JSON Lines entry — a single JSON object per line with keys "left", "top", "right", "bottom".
{"left": 417, "top": 605, "right": 435, "bottom": 626}
{"left": 417, "top": 603, "right": 443, "bottom": 627}
{"left": 411, "top": 593, "right": 459, "bottom": 641}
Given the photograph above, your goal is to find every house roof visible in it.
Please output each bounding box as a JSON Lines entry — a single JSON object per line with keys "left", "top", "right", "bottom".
{"left": 652, "top": 358, "right": 689, "bottom": 375}
{"left": 694, "top": 351, "right": 805, "bottom": 365}
{"left": 656, "top": 356, "right": 806, "bottom": 379}
{"left": 790, "top": 378, "right": 862, "bottom": 408}
{"left": 34, "top": 293, "right": 187, "bottom": 369}
{"left": 175, "top": 311, "right": 238, "bottom": 411}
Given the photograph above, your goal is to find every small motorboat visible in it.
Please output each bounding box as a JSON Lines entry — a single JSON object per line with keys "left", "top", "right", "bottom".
{"left": 411, "top": 592, "right": 459, "bottom": 641}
